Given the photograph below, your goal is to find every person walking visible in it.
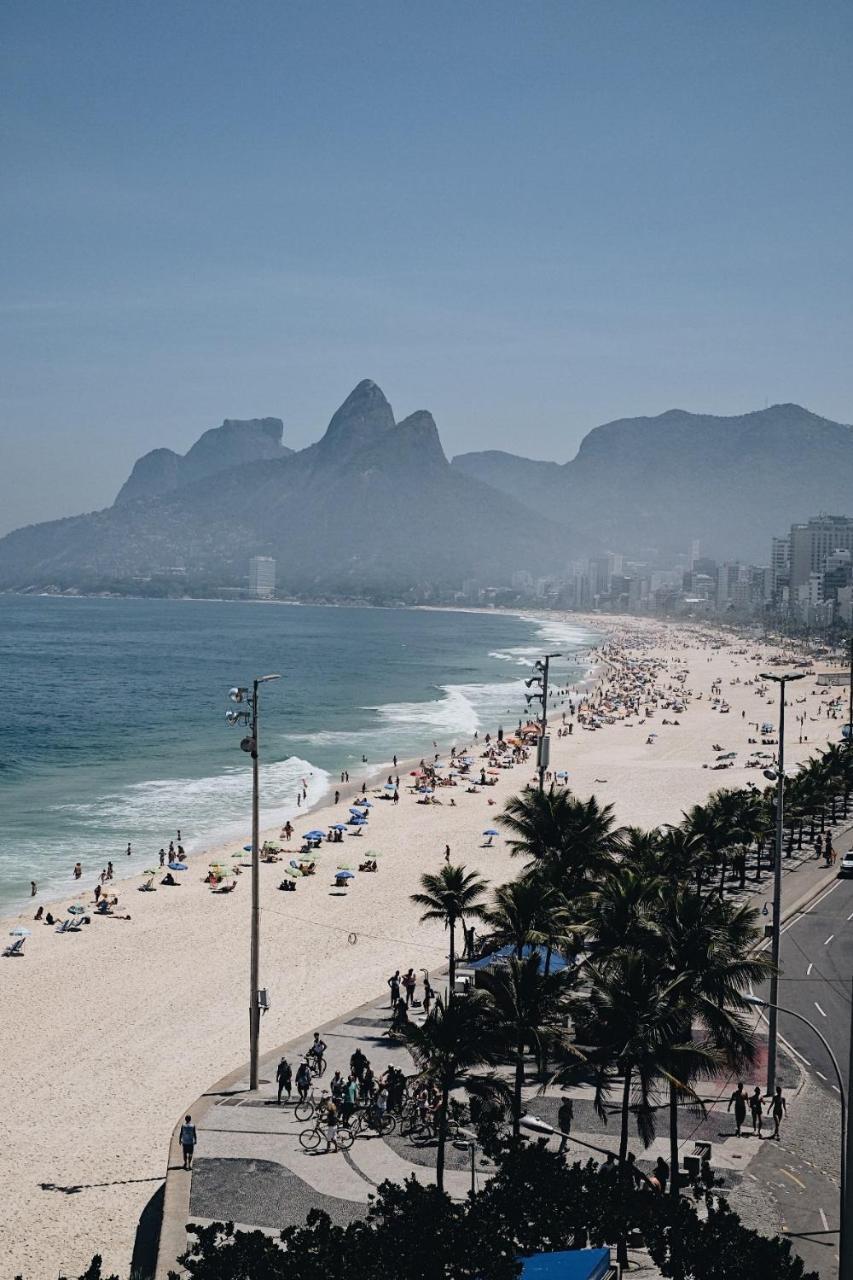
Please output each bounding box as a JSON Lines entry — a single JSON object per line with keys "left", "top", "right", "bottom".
{"left": 30, "top": 880, "right": 37, "bottom": 897}
{"left": 767, "top": 1086, "right": 787, "bottom": 1140}
{"left": 295, "top": 1060, "right": 312, "bottom": 1103}
{"left": 727, "top": 1081, "right": 748, "bottom": 1136}
{"left": 276, "top": 1056, "right": 292, "bottom": 1104}
{"left": 749, "top": 1086, "right": 763, "bottom": 1136}
{"left": 402, "top": 968, "right": 417, "bottom": 1007}
{"left": 324, "top": 1099, "right": 340, "bottom": 1152}
{"left": 653, "top": 1156, "right": 669, "bottom": 1193}
{"left": 179, "top": 1115, "right": 197, "bottom": 1170}
{"left": 557, "top": 1097, "right": 574, "bottom": 1154}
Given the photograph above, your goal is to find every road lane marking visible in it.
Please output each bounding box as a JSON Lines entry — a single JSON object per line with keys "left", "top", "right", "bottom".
{"left": 803, "top": 881, "right": 842, "bottom": 915}
{"left": 820, "top": 1208, "right": 829, "bottom": 1231}
{"left": 781, "top": 1168, "right": 806, "bottom": 1190}
{"left": 815, "top": 1002, "right": 827, "bottom": 1017}
{"left": 779, "top": 1032, "right": 811, "bottom": 1066}
{"left": 824, "top": 935, "right": 835, "bottom": 945}
{"left": 833, "top": 1085, "right": 841, "bottom": 1093}
{"left": 807, "top": 963, "right": 813, "bottom": 975}
{"left": 816, "top": 1070, "right": 827, "bottom": 1080}
{"left": 847, "top": 910, "right": 853, "bottom": 921}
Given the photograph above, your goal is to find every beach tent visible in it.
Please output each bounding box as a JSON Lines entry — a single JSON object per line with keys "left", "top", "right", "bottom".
{"left": 518, "top": 1249, "right": 612, "bottom": 1280}
{"left": 468, "top": 944, "right": 574, "bottom": 974}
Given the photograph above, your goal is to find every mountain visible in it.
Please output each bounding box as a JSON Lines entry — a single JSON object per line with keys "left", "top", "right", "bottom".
{"left": 0, "top": 381, "right": 588, "bottom": 594}
{"left": 115, "top": 417, "right": 291, "bottom": 505}
{"left": 453, "top": 404, "right": 853, "bottom": 560}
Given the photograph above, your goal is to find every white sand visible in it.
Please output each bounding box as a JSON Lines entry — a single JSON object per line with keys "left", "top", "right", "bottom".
{"left": 0, "top": 615, "right": 845, "bottom": 1278}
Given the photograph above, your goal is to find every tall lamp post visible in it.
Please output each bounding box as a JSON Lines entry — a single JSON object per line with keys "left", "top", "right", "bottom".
{"left": 745, "top": 990, "right": 852, "bottom": 1280}
{"left": 525, "top": 652, "right": 561, "bottom": 791}
{"left": 226, "top": 674, "right": 281, "bottom": 1090}
{"left": 759, "top": 670, "right": 805, "bottom": 1097}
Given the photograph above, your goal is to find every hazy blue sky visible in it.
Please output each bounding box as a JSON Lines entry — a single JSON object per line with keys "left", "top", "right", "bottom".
{"left": 2, "top": 1, "right": 851, "bottom": 534}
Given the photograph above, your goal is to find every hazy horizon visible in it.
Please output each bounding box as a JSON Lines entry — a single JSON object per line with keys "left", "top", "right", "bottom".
{"left": 2, "top": 1, "right": 852, "bottom": 537}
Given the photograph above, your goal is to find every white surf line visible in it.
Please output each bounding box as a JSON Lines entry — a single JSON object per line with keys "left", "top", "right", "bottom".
{"left": 814, "top": 1002, "right": 827, "bottom": 1018}
{"left": 807, "top": 963, "right": 813, "bottom": 975}
{"left": 824, "top": 935, "right": 835, "bottom": 945}
{"left": 820, "top": 1208, "right": 829, "bottom": 1231}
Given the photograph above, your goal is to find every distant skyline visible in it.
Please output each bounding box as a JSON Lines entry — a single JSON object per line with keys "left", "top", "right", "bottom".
{"left": 2, "top": 1, "right": 852, "bottom": 536}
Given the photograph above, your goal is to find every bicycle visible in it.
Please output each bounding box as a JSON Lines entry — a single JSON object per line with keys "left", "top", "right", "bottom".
{"left": 349, "top": 1106, "right": 397, "bottom": 1138}
{"left": 299, "top": 1116, "right": 354, "bottom": 1152}
{"left": 295, "top": 1087, "right": 327, "bottom": 1122}
{"left": 305, "top": 1051, "right": 327, "bottom": 1079}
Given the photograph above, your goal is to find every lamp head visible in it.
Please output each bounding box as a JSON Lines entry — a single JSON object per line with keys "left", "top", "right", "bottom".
{"left": 743, "top": 994, "right": 766, "bottom": 1008}
{"left": 228, "top": 687, "right": 246, "bottom": 703}
{"left": 225, "top": 710, "right": 241, "bottom": 725}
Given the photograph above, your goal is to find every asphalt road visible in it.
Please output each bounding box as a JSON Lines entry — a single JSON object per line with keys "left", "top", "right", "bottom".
{"left": 750, "top": 868, "right": 853, "bottom": 1278}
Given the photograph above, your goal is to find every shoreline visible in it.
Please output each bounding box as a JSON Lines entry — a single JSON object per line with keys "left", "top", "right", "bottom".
{"left": 4, "top": 613, "right": 848, "bottom": 1278}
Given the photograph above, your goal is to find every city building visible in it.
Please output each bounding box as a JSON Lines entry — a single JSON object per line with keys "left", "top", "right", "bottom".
{"left": 248, "top": 555, "right": 276, "bottom": 598}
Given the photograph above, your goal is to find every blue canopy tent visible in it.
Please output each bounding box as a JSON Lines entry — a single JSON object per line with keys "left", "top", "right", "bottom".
{"left": 519, "top": 1249, "right": 612, "bottom": 1280}
{"left": 468, "top": 944, "right": 574, "bottom": 974}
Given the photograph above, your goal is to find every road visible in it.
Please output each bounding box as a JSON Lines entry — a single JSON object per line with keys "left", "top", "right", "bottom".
{"left": 751, "top": 866, "right": 853, "bottom": 1278}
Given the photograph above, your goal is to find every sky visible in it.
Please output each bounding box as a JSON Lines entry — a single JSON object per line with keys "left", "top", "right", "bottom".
{"left": 2, "top": 1, "right": 852, "bottom": 535}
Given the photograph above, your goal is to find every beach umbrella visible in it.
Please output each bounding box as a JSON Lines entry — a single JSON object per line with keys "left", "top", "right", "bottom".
{"left": 10, "top": 926, "right": 30, "bottom": 937}
{"left": 383, "top": 783, "right": 395, "bottom": 790}
{"left": 349, "top": 806, "right": 367, "bottom": 815}
{"left": 281, "top": 866, "right": 301, "bottom": 879}
{"left": 364, "top": 850, "right": 382, "bottom": 858}
{"left": 168, "top": 861, "right": 188, "bottom": 871}
{"left": 358, "top": 800, "right": 373, "bottom": 808}
{"left": 332, "top": 823, "right": 347, "bottom": 831}
{"left": 349, "top": 816, "right": 367, "bottom": 825}
{"left": 243, "top": 844, "right": 253, "bottom": 851}
{"left": 144, "top": 868, "right": 158, "bottom": 876}
{"left": 303, "top": 830, "right": 325, "bottom": 839}
{"left": 68, "top": 903, "right": 86, "bottom": 915}
{"left": 483, "top": 829, "right": 499, "bottom": 836}
{"left": 336, "top": 869, "right": 355, "bottom": 879}
{"left": 298, "top": 855, "right": 316, "bottom": 865}
{"left": 337, "top": 862, "right": 354, "bottom": 870}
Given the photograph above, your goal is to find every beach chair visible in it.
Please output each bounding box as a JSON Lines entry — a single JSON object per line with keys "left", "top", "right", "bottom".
{"left": 54, "top": 919, "right": 71, "bottom": 933}
{"left": 3, "top": 938, "right": 25, "bottom": 957}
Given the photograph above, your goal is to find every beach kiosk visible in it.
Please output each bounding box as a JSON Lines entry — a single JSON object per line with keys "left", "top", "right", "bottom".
{"left": 518, "top": 1248, "right": 615, "bottom": 1280}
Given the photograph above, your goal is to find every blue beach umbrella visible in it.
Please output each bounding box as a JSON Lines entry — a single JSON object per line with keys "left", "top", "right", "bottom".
{"left": 336, "top": 869, "right": 355, "bottom": 879}
{"left": 303, "top": 830, "right": 325, "bottom": 840}
{"left": 332, "top": 823, "right": 347, "bottom": 831}
{"left": 483, "top": 829, "right": 499, "bottom": 836}
{"left": 68, "top": 903, "right": 86, "bottom": 914}
{"left": 168, "top": 861, "right": 188, "bottom": 871}
{"left": 10, "top": 926, "right": 31, "bottom": 937}
{"left": 243, "top": 844, "right": 253, "bottom": 852}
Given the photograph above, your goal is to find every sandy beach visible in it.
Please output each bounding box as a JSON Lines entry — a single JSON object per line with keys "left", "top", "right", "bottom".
{"left": 1, "top": 614, "right": 847, "bottom": 1279}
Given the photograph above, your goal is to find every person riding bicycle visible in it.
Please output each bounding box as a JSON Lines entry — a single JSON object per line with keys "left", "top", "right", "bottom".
{"left": 307, "top": 1032, "right": 327, "bottom": 1069}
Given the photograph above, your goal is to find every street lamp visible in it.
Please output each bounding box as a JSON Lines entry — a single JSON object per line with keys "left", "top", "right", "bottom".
{"left": 759, "top": 670, "right": 805, "bottom": 1097}
{"left": 745, "top": 991, "right": 852, "bottom": 1279}
{"left": 525, "top": 652, "right": 561, "bottom": 791}
{"left": 226, "top": 674, "right": 281, "bottom": 1090}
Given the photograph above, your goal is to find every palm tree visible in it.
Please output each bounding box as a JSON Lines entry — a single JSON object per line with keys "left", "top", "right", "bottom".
{"left": 481, "top": 878, "right": 568, "bottom": 959}
{"left": 585, "top": 864, "right": 661, "bottom": 962}
{"left": 399, "top": 992, "right": 505, "bottom": 1190}
{"left": 655, "top": 825, "right": 706, "bottom": 886}
{"left": 476, "top": 953, "right": 578, "bottom": 1136}
{"left": 500, "top": 787, "right": 619, "bottom": 892}
{"left": 655, "top": 888, "right": 771, "bottom": 1197}
{"left": 411, "top": 864, "right": 488, "bottom": 996}
{"left": 555, "top": 952, "right": 716, "bottom": 1268}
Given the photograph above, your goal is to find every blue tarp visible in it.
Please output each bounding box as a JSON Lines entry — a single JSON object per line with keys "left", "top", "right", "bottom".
{"left": 519, "top": 1248, "right": 611, "bottom": 1280}
{"left": 468, "top": 944, "right": 574, "bottom": 973}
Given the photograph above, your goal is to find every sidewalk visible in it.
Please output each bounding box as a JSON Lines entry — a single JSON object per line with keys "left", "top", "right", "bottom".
{"left": 155, "top": 823, "right": 852, "bottom": 1279}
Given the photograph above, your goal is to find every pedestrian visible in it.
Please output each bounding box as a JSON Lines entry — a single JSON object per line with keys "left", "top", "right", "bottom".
{"left": 325, "top": 1099, "right": 339, "bottom": 1151}
{"left": 126, "top": 843, "right": 132, "bottom": 857}
{"left": 94, "top": 884, "right": 101, "bottom": 903}
{"left": 343, "top": 1074, "right": 359, "bottom": 1123}
{"left": 393, "top": 789, "right": 399, "bottom": 804}
{"left": 335, "top": 790, "right": 340, "bottom": 805}
{"left": 30, "top": 880, "right": 37, "bottom": 897}
{"left": 597, "top": 1152, "right": 617, "bottom": 1179}
{"left": 557, "top": 1097, "right": 574, "bottom": 1154}
{"left": 767, "top": 1086, "right": 787, "bottom": 1140}
{"left": 276, "top": 1056, "right": 292, "bottom": 1104}
{"left": 422, "top": 976, "right": 434, "bottom": 1015}
{"left": 402, "top": 968, "right": 417, "bottom": 1006}
{"left": 653, "top": 1156, "right": 669, "bottom": 1192}
{"left": 73, "top": 862, "right": 82, "bottom": 880}
{"left": 180, "top": 1115, "right": 197, "bottom": 1170}
{"left": 159, "top": 848, "right": 166, "bottom": 867}
{"left": 350, "top": 1047, "right": 368, "bottom": 1081}
{"left": 727, "top": 1081, "right": 747, "bottom": 1136}
{"left": 387, "top": 969, "right": 401, "bottom": 1008}
{"left": 106, "top": 861, "right": 114, "bottom": 880}
{"left": 295, "top": 1060, "right": 312, "bottom": 1102}
{"left": 749, "top": 1086, "right": 763, "bottom": 1136}
{"left": 444, "top": 844, "right": 450, "bottom": 863}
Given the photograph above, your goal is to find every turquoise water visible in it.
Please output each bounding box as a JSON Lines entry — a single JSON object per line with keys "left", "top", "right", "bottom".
{"left": 0, "top": 597, "right": 594, "bottom": 912}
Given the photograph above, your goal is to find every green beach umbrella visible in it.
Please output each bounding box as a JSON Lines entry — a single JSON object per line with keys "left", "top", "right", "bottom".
{"left": 281, "top": 866, "right": 302, "bottom": 878}
{"left": 144, "top": 869, "right": 157, "bottom": 876}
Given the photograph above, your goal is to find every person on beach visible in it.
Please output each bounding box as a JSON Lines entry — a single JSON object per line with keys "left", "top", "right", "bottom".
{"left": 388, "top": 970, "right": 401, "bottom": 1007}
{"left": 180, "top": 1115, "right": 197, "bottom": 1170}
{"left": 767, "top": 1086, "right": 787, "bottom": 1140}
{"left": 283, "top": 821, "right": 293, "bottom": 842}
{"left": 393, "top": 789, "right": 399, "bottom": 804}
{"left": 728, "top": 1082, "right": 747, "bottom": 1136}
{"left": 30, "top": 880, "right": 37, "bottom": 897}
{"left": 94, "top": 884, "right": 101, "bottom": 903}
{"left": 334, "top": 790, "right": 340, "bottom": 805}
{"left": 126, "top": 843, "right": 132, "bottom": 857}
{"left": 749, "top": 1086, "right": 763, "bottom": 1136}
{"left": 402, "top": 968, "right": 417, "bottom": 1006}
{"left": 73, "top": 862, "right": 82, "bottom": 880}
{"left": 159, "top": 848, "right": 166, "bottom": 867}
{"left": 107, "top": 861, "right": 114, "bottom": 880}
{"left": 308, "top": 1032, "right": 327, "bottom": 1069}
{"left": 444, "top": 844, "right": 451, "bottom": 863}
{"left": 276, "top": 1057, "right": 292, "bottom": 1103}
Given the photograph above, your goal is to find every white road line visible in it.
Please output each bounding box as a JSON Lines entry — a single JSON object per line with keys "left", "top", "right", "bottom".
{"left": 814, "top": 1002, "right": 827, "bottom": 1018}
{"left": 847, "top": 910, "right": 853, "bottom": 921}
{"left": 803, "top": 881, "right": 843, "bottom": 915}
{"left": 824, "top": 935, "right": 835, "bottom": 945}
{"left": 807, "top": 963, "right": 813, "bottom": 975}
{"left": 833, "top": 1085, "right": 842, "bottom": 1093}
{"left": 779, "top": 1032, "right": 812, "bottom": 1067}
{"left": 816, "top": 1070, "right": 828, "bottom": 1080}
{"left": 820, "top": 1208, "right": 829, "bottom": 1231}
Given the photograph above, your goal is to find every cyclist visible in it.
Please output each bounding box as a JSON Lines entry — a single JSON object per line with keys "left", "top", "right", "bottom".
{"left": 307, "top": 1032, "right": 327, "bottom": 1070}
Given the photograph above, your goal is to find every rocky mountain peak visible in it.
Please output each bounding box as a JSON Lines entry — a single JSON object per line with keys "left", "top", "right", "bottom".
{"left": 318, "top": 380, "right": 395, "bottom": 457}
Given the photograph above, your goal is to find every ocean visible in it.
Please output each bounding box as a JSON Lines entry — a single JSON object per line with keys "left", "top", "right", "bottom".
{"left": 0, "top": 597, "right": 595, "bottom": 913}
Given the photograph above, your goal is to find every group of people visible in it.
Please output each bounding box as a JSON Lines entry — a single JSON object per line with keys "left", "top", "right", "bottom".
{"left": 728, "top": 1081, "right": 788, "bottom": 1140}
